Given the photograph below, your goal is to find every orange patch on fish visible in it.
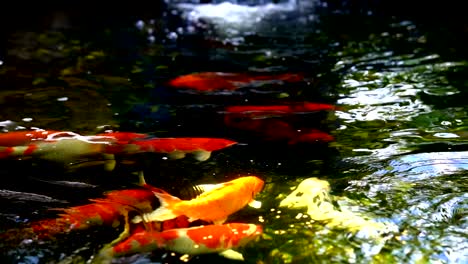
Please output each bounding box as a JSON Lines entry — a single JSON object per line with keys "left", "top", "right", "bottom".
{"left": 168, "top": 72, "right": 304, "bottom": 91}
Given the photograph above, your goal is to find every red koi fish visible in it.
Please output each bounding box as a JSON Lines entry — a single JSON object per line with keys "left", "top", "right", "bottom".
{"left": 98, "top": 223, "right": 262, "bottom": 261}
{"left": 1, "top": 187, "right": 192, "bottom": 246}
{"left": 27, "top": 188, "right": 157, "bottom": 240}
{"left": 107, "top": 137, "right": 237, "bottom": 161}
{"left": 167, "top": 72, "right": 304, "bottom": 91}
{"left": 133, "top": 176, "right": 264, "bottom": 225}
{"left": 224, "top": 118, "right": 334, "bottom": 144}
{"left": 224, "top": 102, "right": 337, "bottom": 119}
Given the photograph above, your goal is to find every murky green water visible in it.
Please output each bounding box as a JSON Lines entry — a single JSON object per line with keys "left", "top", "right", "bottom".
{"left": 0, "top": 1, "right": 467, "bottom": 263}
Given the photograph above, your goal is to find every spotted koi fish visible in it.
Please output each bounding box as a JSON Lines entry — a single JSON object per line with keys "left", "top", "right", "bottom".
{"left": 133, "top": 176, "right": 264, "bottom": 225}
{"left": 168, "top": 72, "right": 304, "bottom": 92}
{"left": 96, "top": 223, "right": 262, "bottom": 262}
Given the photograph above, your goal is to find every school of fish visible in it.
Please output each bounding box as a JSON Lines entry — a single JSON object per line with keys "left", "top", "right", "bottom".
{"left": 1, "top": 70, "right": 338, "bottom": 262}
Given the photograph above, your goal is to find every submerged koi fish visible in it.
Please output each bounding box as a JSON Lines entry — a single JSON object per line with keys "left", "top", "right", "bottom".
{"left": 225, "top": 117, "right": 334, "bottom": 144}
{"left": 97, "top": 223, "right": 262, "bottom": 262}
{"left": 224, "top": 102, "right": 337, "bottom": 119}
{"left": 168, "top": 72, "right": 303, "bottom": 91}
{"left": 133, "top": 176, "right": 264, "bottom": 224}
{"left": 108, "top": 137, "right": 237, "bottom": 161}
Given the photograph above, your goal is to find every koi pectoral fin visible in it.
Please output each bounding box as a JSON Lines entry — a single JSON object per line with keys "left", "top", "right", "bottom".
{"left": 132, "top": 207, "right": 179, "bottom": 223}
{"left": 168, "top": 151, "right": 186, "bottom": 160}
{"left": 248, "top": 200, "right": 262, "bottom": 209}
{"left": 218, "top": 249, "right": 244, "bottom": 261}
{"left": 192, "top": 150, "right": 211, "bottom": 161}
{"left": 211, "top": 217, "right": 228, "bottom": 225}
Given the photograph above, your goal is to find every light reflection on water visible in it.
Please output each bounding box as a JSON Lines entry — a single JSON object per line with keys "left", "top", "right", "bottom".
{"left": 345, "top": 151, "right": 468, "bottom": 263}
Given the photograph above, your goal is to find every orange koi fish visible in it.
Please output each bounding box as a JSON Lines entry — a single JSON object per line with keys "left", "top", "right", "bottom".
{"left": 133, "top": 176, "right": 264, "bottom": 225}
{"left": 167, "top": 72, "right": 304, "bottom": 91}
{"left": 109, "top": 137, "right": 237, "bottom": 161}
{"left": 98, "top": 223, "right": 262, "bottom": 261}
{"left": 224, "top": 102, "right": 337, "bottom": 119}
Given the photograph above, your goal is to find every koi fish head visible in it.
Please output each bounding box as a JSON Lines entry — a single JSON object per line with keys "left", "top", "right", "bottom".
{"left": 239, "top": 176, "right": 265, "bottom": 197}
{"left": 224, "top": 223, "right": 263, "bottom": 247}
{"left": 254, "top": 177, "right": 265, "bottom": 196}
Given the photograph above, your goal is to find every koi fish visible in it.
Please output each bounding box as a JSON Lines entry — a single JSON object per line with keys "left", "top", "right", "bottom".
{"left": 27, "top": 188, "right": 157, "bottom": 240}
{"left": 224, "top": 102, "right": 337, "bottom": 119}
{"left": 109, "top": 137, "right": 237, "bottom": 161}
{"left": 133, "top": 176, "right": 264, "bottom": 224}
{"left": 1, "top": 187, "right": 190, "bottom": 245}
{"left": 167, "top": 72, "right": 303, "bottom": 92}
{"left": 97, "top": 223, "right": 262, "bottom": 262}
{"left": 224, "top": 117, "right": 334, "bottom": 144}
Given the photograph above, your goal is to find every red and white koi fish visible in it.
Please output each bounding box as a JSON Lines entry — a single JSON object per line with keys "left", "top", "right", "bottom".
{"left": 133, "top": 176, "right": 264, "bottom": 225}
{"left": 107, "top": 137, "right": 238, "bottom": 161}
{"left": 167, "top": 72, "right": 304, "bottom": 92}
{"left": 0, "top": 129, "right": 234, "bottom": 163}
{"left": 224, "top": 102, "right": 337, "bottom": 119}
{"left": 97, "top": 223, "right": 262, "bottom": 262}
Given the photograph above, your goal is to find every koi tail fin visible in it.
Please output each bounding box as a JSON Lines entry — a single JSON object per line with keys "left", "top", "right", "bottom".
{"left": 132, "top": 192, "right": 182, "bottom": 223}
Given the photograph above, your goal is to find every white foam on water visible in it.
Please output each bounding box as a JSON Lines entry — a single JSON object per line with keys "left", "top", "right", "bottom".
{"left": 171, "top": 0, "right": 310, "bottom": 37}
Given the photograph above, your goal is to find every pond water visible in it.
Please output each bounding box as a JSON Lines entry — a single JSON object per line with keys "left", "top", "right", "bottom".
{"left": 0, "top": 1, "right": 467, "bottom": 263}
